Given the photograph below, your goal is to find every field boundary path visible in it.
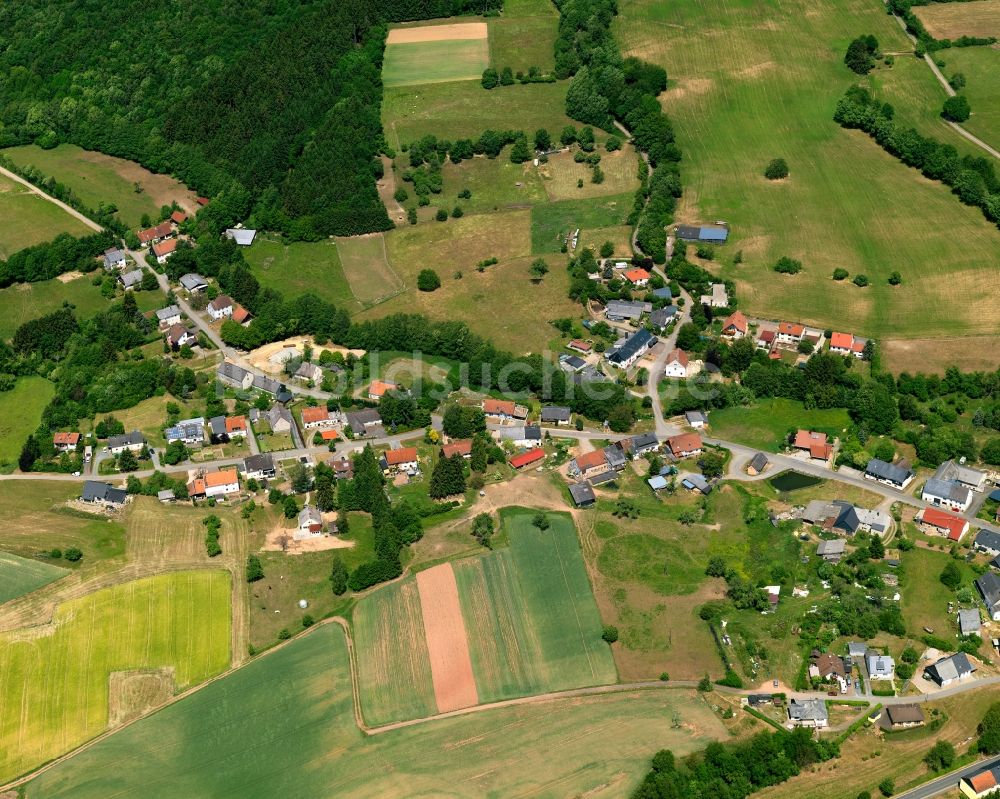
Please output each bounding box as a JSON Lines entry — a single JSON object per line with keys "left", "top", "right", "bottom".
{"left": 0, "top": 164, "right": 104, "bottom": 233}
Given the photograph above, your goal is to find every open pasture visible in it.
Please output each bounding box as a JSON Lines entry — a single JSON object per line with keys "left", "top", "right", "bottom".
{"left": 0, "top": 551, "right": 68, "bottom": 605}
{"left": 0, "top": 274, "right": 109, "bottom": 341}
{"left": 243, "top": 236, "right": 359, "bottom": 310}
{"left": 936, "top": 46, "right": 1000, "bottom": 148}
{"left": 706, "top": 398, "right": 851, "bottom": 452}
{"left": 540, "top": 145, "right": 643, "bottom": 200}
{"left": 615, "top": 0, "right": 1000, "bottom": 345}
{"left": 489, "top": 0, "right": 560, "bottom": 73}
{"left": 913, "top": 0, "right": 1000, "bottom": 39}
{"left": 0, "top": 377, "right": 55, "bottom": 467}
{"left": 25, "top": 623, "right": 729, "bottom": 799}
{"left": 0, "top": 174, "right": 92, "bottom": 259}
{"left": 0, "top": 570, "right": 231, "bottom": 784}
{"left": 3, "top": 144, "right": 198, "bottom": 228}
{"left": 333, "top": 234, "right": 404, "bottom": 306}
{"left": 436, "top": 154, "right": 548, "bottom": 213}
{"left": 531, "top": 193, "right": 633, "bottom": 253}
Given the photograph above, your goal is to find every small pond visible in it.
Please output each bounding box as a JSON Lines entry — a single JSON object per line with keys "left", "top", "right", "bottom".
{"left": 767, "top": 470, "right": 823, "bottom": 492}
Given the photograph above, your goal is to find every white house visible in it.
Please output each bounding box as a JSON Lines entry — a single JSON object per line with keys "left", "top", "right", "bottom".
{"left": 922, "top": 478, "right": 973, "bottom": 513}
{"left": 155, "top": 305, "right": 182, "bottom": 327}
{"left": 107, "top": 431, "right": 146, "bottom": 454}
{"left": 663, "top": 348, "right": 692, "bottom": 379}
{"left": 103, "top": 248, "right": 127, "bottom": 270}
{"left": 204, "top": 468, "right": 240, "bottom": 498}
{"left": 867, "top": 653, "right": 895, "bottom": 680}
{"left": 207, "top": 295, "right": 234, "bottom": 321}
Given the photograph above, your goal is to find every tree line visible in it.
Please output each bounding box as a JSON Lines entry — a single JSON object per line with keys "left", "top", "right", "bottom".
{"left": 0, "top": 230, "right": 117, "bottom": 288}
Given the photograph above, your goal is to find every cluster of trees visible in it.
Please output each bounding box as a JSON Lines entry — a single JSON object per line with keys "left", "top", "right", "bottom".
{"left": 835, "top": 86, "right": 1000, "bottom": 229}
{"left": 429, "top": 453, "right": 467, "bottom": 498}
{"left": 887, "top": 0, "right": 997, "bottom": 51}
{"left": 706, "top": 557, "right": 769, "bottom": 611}
{"left": 203, "top": 515, "right": 223, "bottom": 557}
{"left": 481, "top": 65, "right": 554, "bottom": 88}
{"left": 0, "top": 230, "right": 117, "bottom": 288}
{"left": 844, "top": 35, "right": 880, "bottom": 75}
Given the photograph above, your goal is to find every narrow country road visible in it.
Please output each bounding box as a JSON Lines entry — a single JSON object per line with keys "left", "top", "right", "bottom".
{"left": 892, "top": 757, "right": 998, "bottom": 799}
{"left": 0, "top": 164, "right": 104, "bottom": 232}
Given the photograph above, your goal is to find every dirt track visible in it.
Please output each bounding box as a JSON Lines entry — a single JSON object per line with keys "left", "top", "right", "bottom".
{"left": 387, "top": 22, "right": 487, "bottom": 44}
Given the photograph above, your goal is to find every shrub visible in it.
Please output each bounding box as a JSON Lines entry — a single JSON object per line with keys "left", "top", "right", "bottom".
{"left": 853, "top": 274, "right": 869, "bottom": 287}
{"left": 417, "top": 269, "right": 441, "bottom": 291}
{"left": 246, "top": 554, "right": 264, "bottom": 583}
{"left": 773, "top": 256, "right": 802, "bottom": 274}
{"left": 697, "top": 674, "right": 714, "bottom": 692}
{"left": 435, "top": 208, "right": 448, "bottom": 222}
{"left": 451, "top": 205, "right": 463, "bottom": 218}
{"left": 64, "top": 547, "right": 83, "bottom": 562}
{"left": 833, "top": 267, "right": 849, "bottom": 280}
{"left": 888, "top": 270, "right": 902, "bottom": 285}
{"left": 602, "top": 625, "right": 619, "bottom": 643}
{"left": 764, "top": 158, "right": 789, "bottom": 179}
{"left": 879, "top": 778, "right": 895, "bottom": 797}
{"left": 660, "top": 671, "right": 670, "bottom": 681}
{"left": 942, "top": 95, "right": 971, "bottom": 122}
{"left": 925, "top": 740, "right": 955, "bottom": 771}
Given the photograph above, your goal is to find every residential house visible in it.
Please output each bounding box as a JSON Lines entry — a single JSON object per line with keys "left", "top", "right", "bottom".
{"left": 630, "top": 432, "right": 660, "bottom": 455}
{"left": 540, "top": 406, "right": 571, "bottom": 426}
{"left": 368, "top": 380, "right": 398, "bottom": 400}
{"left": 208, "top": 416, "right": 229, "bottom": 443}
{"left": 814, "top": 652, "right": 847, "bottom": 680}
{"left": 137, "top": 221, "right": 172, "bottom": 245}
{"left": 924, "top": 652, "right": 976, "bottom": 686}
{"left": 916, "top": 507, "right": 969, "bottom": 541}
{"left": 346, "top": 409, "right": 382, "bottom": 437}
{"left": 252, "top": 375, "right": 292, "bottom": 402}
{"left": 866, "top": 653, "right": 895, "bottom": 680}
{"left": 885, "top": 705, "right": 925, "bottom": 729}
{"left": 747, "top": 452, "right": 769, "bottom": 476}
{"left": 184, "top": 479, "right": 205, "bottom": 501}
{"left": 922, "top": 477, "right": 973, "bottom": 513}
{"left": 608, "top": 328, "right": 656, "bottom": 369}
{"left": 666, "top": 433, "right": 703, "bottom": 458}
{"left": 974, "top": 528, "right": 1000, "bottom": 557}
{"left": 170, "top": 210, "right": 187, "bottom": 225}
{"left": 721, "top": 310, "right": 748, "bottom": 339}
{"left": 165, "top": 323, "right": 196, "bottom": 350}
{"left": 441, "top": 440, "right": 472, "bottom": 459}
{"left": 53, "top": 431, "right": 80, "bottom": 452}
{"left": 297, "top": 505, "right": 323, "bottom": 536}
{"left": 226, "top": 415, "right": 248, "bottom": 439}
{"left": 960, "top": 764, "right": 1000, "bottom": 799}
{"left": 265, "top": 405, "right": 293, "bottom": 434}
{"left": 776, "top": 322, "right": 805, "bottom": 345}
{"left": 243, "top": 453, "right": 276, "bottom": 480}
{"left": 845, "top": 506, "right": 892, "bottom": 537}
{"left": 570, "top": 449, "right": 609, "bottom": 480}
{"left": 118, "top": 268, "right": 144, "bottom": 290}
{"left": 103, "top": 248, "right": 127, "bottom": 270}
{"left": 380, "top": 446, "right": 419, "bottom": 474}
{"left": 817, "top": 539, "right": 846, "bottom": 563}
{"left": 829, "top": 332, "right": 867, "bottom": 358}
{"left": 623, "top": 267, "right": 651, "bottom": 286}
{"left": 959, "top": 608, "right": 982, "bottom": 636}
{"left": 935, "top": 460, "right": 988, "bottom": 493}
{"left": 301, "top": 406, "right": 335, "bottom": 430}
{"left": 864, "top": 458, "right": 915, "bottom": 490}
{"left": 559, "top": 354, "right": 587, "bottom": 373}
{"left": 605, "top": 299, "right": 651, "bottom": 322}
{"left": 207, "top": 294, "right": 234, "bottom": 321}
{"left": 165, "top": 417, "right": 205, "bottom": 445}
{"left": 482, "top": 398, "right": 528, "bottom": 423}
{"left": 681, "top": 473, "right": 712, "bottom": 494}
{"left": 567, "top": 339, "right": 592, "bottom": 354}
{"left": 205, "top": 468, "right": 240, "bottom": 498}
{"left": 224, "top": 228, "right": 257, "bottom": 246}
{"left": 497, "top": 425, "right": 542, "bottom": 448}
{"left": 756, "top": 329, "right": 776, "bottom": 350}
{"left": 107, "top": 431, "right": 146, "bottom": 454}
{"left": 978, "top": 571, "right": 1000, "bottom": 621}
{"left": 329, "top": 457, "right": 353, "bottom": 480}
{"left": 700, "top": 283, "right": 729, "bottom": 308}
{"left": 793, "top": 430, "right": 833, "bottom": 461}
{"left": 603, "top": 442, "right": 628, "bottom": 472}
{"left": 152, "top": 238, "right": 177, "bottom": 264}
{"left": 81, "top": 480, "right": 128, "bottom": 507}
{"left": 663, "top": 348, "right": 692, "bottom": 379}
{"left": 787, "top": 698, "right": 829, "bottom": 729}
{"left": 569, "top": 482, "right": 596, "bottom": 508}
{"left": 318, "top": 429, "right": 339, "bottom": 443}
{"left": 155, "top": 305, "right": 182, "bottom": 327}
{"left": 685, "top": 410, "right": 708, "bottom": 429}
{"left": 179, "top": 273, "right": 208, "bottom": 293}
{"left": 510, "top": 449, "right": 545, "bottom": 469}
{"left": 295, "top": 362, "right": 323, "bottom": 384}
{"left": 217, "top": 361, "right": 253, "bottom": 391}
{"left": 649, "top": 306, "right": 678, "bottom": 330}
{"left": 675, "top": 224, "right": 729, "bottom": 244}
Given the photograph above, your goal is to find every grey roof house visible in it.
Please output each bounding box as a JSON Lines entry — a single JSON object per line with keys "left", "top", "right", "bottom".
{"left": 959, "top": 608, "right": 982, "bottom": 636}
{"left": 217, "top": 361, "right": 253, "bottom": 390}
{"left": 155, "top": 305, "right": 182, "bottom": 325}
{"left": 569, "top": 482, "right": 596, "bottom": 508}
{"left": 817, "top": 539, "right": 846, "bottom": 562}
{"left": 630, "top": 432, "right": 660, "bottom": 454}
{"left": 866, "top": 653, "right": 895, "bottom": 680}
{"left": 118, "top": 268, "right": 144, "bottom": 289}
{"left": 607, "top": 329, "right": 655, "bottom": 368}
{"left": 934, "top": 460, "right": 987, "bottom": 492}
{"left": 922, "top": 477, "right": 973, "bottom": 512}
{"left": 243, "top": 453, "right": 276, "bottom": 479}
{"left": 864, "top": 458, "right": 914, "bottom": 489}
{"left": 977, "top": 571, "right": 1000, "bottom": 621}
{"left": 81, "top": 480, "right": 128, "bottom": 506}
{"left": 605, "top": 300, "right": 651, "bottom": 321}
{"left": 787, "top": 698, "right": 828, "bottom": 728}
{"left": 974, "top": 528, "right": 1000, "bottom": 557}
{"left": 103, "top": 248, "right": 126, "bottom": 269}
{"left": 179, "top": 273, "right": 208, "bottom": 292}
{"left": 346, "top": 409, "right": 382, "bottom": 436}
{"left": 540, "top": 406, "right": 571, "bottom": 424}
{"left": 924, "top": 652, "right": 975, "bottom": 686}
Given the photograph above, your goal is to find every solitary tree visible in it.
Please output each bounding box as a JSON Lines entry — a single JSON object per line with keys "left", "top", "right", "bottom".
{"left": 417, "top": 269, "right": 441, "bottom": 291}
{"left": 534, "top": 128, "right": 552, "bottom": 151}
{"left": 845, "top": 35, "right": 879, "bottom": 75}
{"left": 529, "top": 258, "right": 549, "bottom": 281}
{"left": 942, "top": 95, "right": 971, "bottom": 122}
{"left": 764, "top": 158, "right": 789, "bottom": 179}
{"left": 330, "top": 554, "right": 348, "bottom": 595}
{"left": 246, "top": 554, "right": 265, "bottom": 583}
{"left": 940, "top": 560, "right": 962, "bottom": 590}
{"left": 888, "top": 270, "right": 902, "bottom": 285}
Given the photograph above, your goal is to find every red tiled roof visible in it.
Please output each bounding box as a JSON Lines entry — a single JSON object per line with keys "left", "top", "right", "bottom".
{"left": 722, "top": 310, "right": 748, "bottom": 334}
{"left": 232, "top": 304, "right": 251, "bottom": 324}
{"left": 301, "top": 406, "right": 330, "bottom": 425}
{"left": 969, "top": 771, "right": 998, "bottom": 794}
{"left": 759, "top": 330, "right": 775, "bottom": 343}
{"left": 919, "top": 507, "right": 968, "bottom": 540}
{"left": 666, "top": 348, "right": 689, "bottom": 367}
{"left": 196, "top": 197, "right": 210, "bottom": 206}
{"left": 810, "top": 442, "right": 833, "bottom": 460}
{"left": 170, "top": 210, "right": 187, "bottom": 224}
{"left": 829, "top": 332, "right": 854, "bottom": 350}
{"left": 368, "top": 380, "right": 397, "bottom": 398}
{"left": 510, "top": 449, "right": 545, "bottom": 469}
{"left": 568, "top": 339, "right": 592, "bottom": 352}
{"left": 484, "top": 398, "right": 516, "bottom": 415}
{"left": 442, "top": 440, "right": 472, "bottom": 458}
{"left": 794, "top": 430, "right": 828, "bottom": 449}
{"left": 153, "top": 238, "right": 177, "bottom": 257}
{"left": 383, "top": 447, "right": 418, "bottom": 466}
{"left": 53, "top": 431, "right": 80, "bottom": 446}
{"left": 226, "top": 415, "right": 247, "bottom": 433}
{"left": 575, "top": 449, "right": 607, "bottom": 471}
{"left": 851, "top": 339, "right": 866, "bottom": 353}
{"left": 206, "top": 468, "right": 238, "bottom": 488}
{"left": 187, "top": 478, "right": 206, "bottom": 496}
{"left": 624, "top": 268, "right": 651, "bottom": 283}
{"left": 667, "top": 432, "right": 702, "bottom": 455}
{"left": 138, "top": 221, "right": 172, "bottom": 243}
{"left": 320, "top": 429, "right": 339, "bottom": 441}
{"left": 778, "top": 322, "right": 804, "bottom": 336}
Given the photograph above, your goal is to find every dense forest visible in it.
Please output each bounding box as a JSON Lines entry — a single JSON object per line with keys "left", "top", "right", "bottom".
{"left": 0, "top": 0, "right": 497, "bottom": 239}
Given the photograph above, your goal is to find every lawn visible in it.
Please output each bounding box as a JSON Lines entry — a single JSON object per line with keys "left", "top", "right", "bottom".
{"left": 383, "top": 39, "right": 490, "bottom": 87}
{"left": 0, "top": 570, "right": 231, "bottom": 784}
{"left": 434, "top": 154, "right": 549, "bottom": 215}
{"left": 935, "top": 46, "right": 1000, "bottom": 150}
{"left": 912, "top": 0, "right": 1000, "bottom": 39}
{"left": 0, "top": 274, "right": 110, "bottom": 341}
{"left": 615, "top": 0, "right": 1000, "bottom": 345}
{"left": 0, "top": 376, "right": 55, "bottom": 467}
{"left": 383, "top": 80, "right": 579, "bottom": 150}
{"left": 531, "top": 193, "right": 634, "bottom": 253}
{"left": 0, "top": 550, "right": 68, "bottom": 605}
{"left": 352, "top": 577, "right": 438, "bottom": 726}
{"left": 333, "top": 234, "right": 405, "bottom": 305}
{"left": 453, "top": 509, "right": 618, "bottom": 704}
{"left": 706, "top": 398, "right": 852, "bottom": 452}
{"left": 540, "top": 145, "right": 643, "bottom": 201}
{"left": 489, "top": 0, "right": 559, "bottom": 74}
{"left": 25, "top": 623, "right": 731, "bottom": 799}
{"left": 0, "top": 174, "right": 92, "bottom": 259}
{"left": 243, "top": 235, "right": 360, "bottom": 311}
{"left": 2, "top": 143, "right": 198, "bottom": 228}
{"left": 899, "top": 545, "right": 979, "bottom": 640}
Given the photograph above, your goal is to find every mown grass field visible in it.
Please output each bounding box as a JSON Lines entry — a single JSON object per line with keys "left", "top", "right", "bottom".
{"left": 0, "top": 274, "right": 110, "bottom": 340}
{"left": 936, "top": 46, "right": 1000, "bottom": 149}
{"left": 243, "top": 235, "right": 360, "bottom": 311}
{"left": 0, "top": 551, "right": 68, "bottom": 605}
{"left": 0, "top": 376, "right": 55, "bottom": 466}
{"left": 437, "top": 155, "right": 549, "bottom": 214}
{"left": 615, "top": 0, "right": 1000, "bottom": 343}
{"left": 383, "top": 80, "right": 578, "bottom": 150}
{"left": 540, "top": 146, "right": 642, "bottom": 200}
{"left": 352, "top": 578, "right": 437, "bottom": 726}
{"left": 706, "top": 398, "right": 852, "bottom": 452}
{"left": 899, "top": 544, "right": 979, "bottom": 639}
{"left": 0, "top": 174, "right": 92, "bottom": 259}
{"left": 453, "top": 509, "right": 617, "bottom": 704}
{"left": 913, "top": 0, "right": 1000, "bottom": 39}
{"left": 0, "top": 571, "right": 231, "bottom": 784}
{"left": 333, "top": 234, "right": 404, "bottom": 305}
{"left": 531, "top": 193, "right": 634, "bottom": 253}
{"left": 3, "top": 144, "right": 197, "bottom": 228}
{"left": 26, "top": 623, "right": 730, "bottom": 799}
{"left": 383, "top": 39, "right": 490, "bottom": 87}
{"left": 489, "top": 0, "right": 559, "bottom": 73}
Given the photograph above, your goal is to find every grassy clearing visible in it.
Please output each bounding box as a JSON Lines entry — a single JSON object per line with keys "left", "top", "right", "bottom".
{"left": 383, "top": 80, "right": 578, "bottom": 149}
{"left": 0, "top": 571, "right": 231, "bottom": 783}
{"left": 0, "top": 376, "right": 55, "bottom": 466}
{"left": 333, "top": 234, "right": 404, "bottom": 305}
{"left": 26, "top": 623, "right": 731, "bottom": 799}
{"left": 531, "top": 192, "right": 634, "bottom": 254}
{"left": 3, "top": 143, "right": 198, "bottom": 228}
{"left": 913, "top": 0, "right": 1000, "bottom": 39}
{"left": 936, "top": 46, "right": 1000, "bottom": 149}
{"left": 352, "top": 578, "right": 437, "bottom": 726}
{"left": 0, "top": 174, "right": 92, "bottom": 259}
{"left": 706, "top": 398, "right": 852, "bottom": 452}
{"left": 435, "top": 154, "right": 549, "bottom": 214}
{"left": 243, "top": 235, "right": 359, "bottom": 310}
{"left": 540, "top": 146, "right": 643, "bottom": 200}
{"left": 453, "top": 510, "right": 617, "bottom": 703}
{"left": 489, "top": 0, "right": 559, "bottom": 73}
{"left": 615, "top": 0, "right": 1000, "bottom": 343}
{"left": 0, "top": 274, "right": 111, "bottom": 340}
{"left": 81, "top": 393, "right": 201, "bottom": 449}
{"left": 578, "top": 224, "right": 634, "bottom": 256}
{"left": 0, "top": 551, "right": 68, "bottom": 605}
{"left": 383, "top": 39, "right": 490, "bottom": 87}
{"left": 899, "top": 545, "right": 978, "bottom": 639}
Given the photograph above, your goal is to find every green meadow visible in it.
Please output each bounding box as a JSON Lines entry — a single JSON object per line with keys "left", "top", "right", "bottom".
{"left": 0, "top": 550, "right": 68, "bottom": 605}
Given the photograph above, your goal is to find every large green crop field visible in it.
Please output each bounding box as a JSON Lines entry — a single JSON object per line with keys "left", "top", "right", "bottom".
{"left": 936, "top": 47, "right": 1000, "bottom": 149}
{"left": 0, "top": 174, "right": 92, "bottom": 259}
{"left": 454, "top": 510, "right": 617, "bottom": 703}
{"left": 383, "top": 39, "right": 490, "bottom": 88}
{"left": 0, "top": 551, "right": 68, "bottom": 605}
{"left": 25, "top": 624, "right": 729, "bottom": 798}
{"left": 0, "top": 376, "right": 55, "bottom": 467}
{"left": 3, "top": 144, "right": 197, "bottom": 228}
{"left": 242, "top": 235, "right": 360, "bottom": 311}
{"left": 0, "top": 274, "right": 110, "bottom": 341}
{"left": 615, "top": 0, "right": 1000, "bottom": 343}
{"left": 0, "top": 570, "right": 231, "bottom": 783}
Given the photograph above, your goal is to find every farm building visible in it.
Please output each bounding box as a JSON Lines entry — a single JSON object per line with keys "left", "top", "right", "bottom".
{"left": 816, "top": 539, "right": 846, "bottom": 563}
{"left": 540, "top": 406, "right": 571, "bottom": 425}
{"left": 346, "top": 409, "right": 382, "bottom": 436}
{"left": 959, "top": 608, "right": 982, "bottom": 636}
{"left": 924, "top": 652, "right": 975, "bottom": 686}
{"left": 217, "top": 361, "right": 253, "bottom": 390}
{"left": 922, "top": 477, "right": 973, "bottom": 513}
{"left": 935, "top": 460, "right": 987, "bottom": 492}
{"left": 605, "top": 299, "right": 651, "bottom": 322}
{"left": 676, "top": 224, "right": 729, "bottom": 243}
{"left": 569, "top": 449, "right": 609, "bottom": 480}
{"left": 746, "top": 452, "right": 769, "bottom": 475}
{"left": 510, "top": 449, "right": 544, "bottom": 469}
{"left": 916, "top": 507, "right": 969, "bottom": 541}
{"left": 885, "top": 705, "right": 924, "bottom": 729}
{"left": 225, "top": 228, "right": 257, "bottom": 246}
{"left": 607, "top": 329, "right": 656, "bottom": 369}
{"left": 496, "top": 425, "right": 542, "bottom": 448}
{"left": 568, "top": 482, "right": 596, "bottom": 508}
